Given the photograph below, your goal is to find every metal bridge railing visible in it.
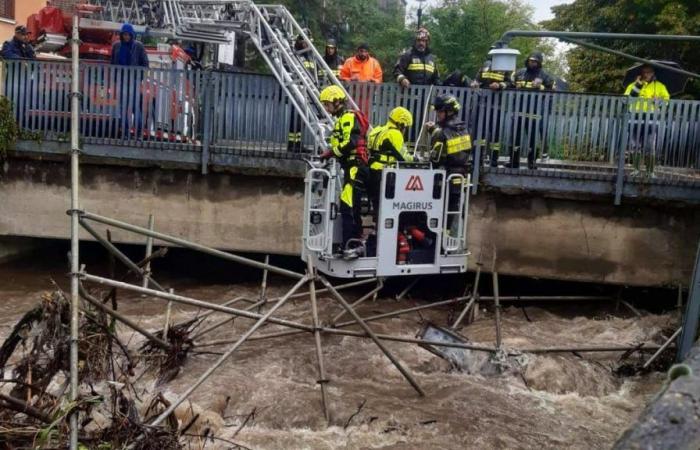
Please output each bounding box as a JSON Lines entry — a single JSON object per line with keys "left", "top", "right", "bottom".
{"left": 3, "top": 59, "right": 700, "bottom": 178}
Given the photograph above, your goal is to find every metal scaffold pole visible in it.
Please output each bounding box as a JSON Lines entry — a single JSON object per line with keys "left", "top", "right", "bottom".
{"left": 68, "top": 12, "right": 81, "bottom": 450}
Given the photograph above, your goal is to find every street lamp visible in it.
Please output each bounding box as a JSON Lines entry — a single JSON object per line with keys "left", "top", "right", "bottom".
{"left": 416, "top": 0, "right": 426, "bottom": 28}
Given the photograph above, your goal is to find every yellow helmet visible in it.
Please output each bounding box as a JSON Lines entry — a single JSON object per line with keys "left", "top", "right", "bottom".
{"left": 319, "top": 85, "right": 346, "bottom": 103}
{"left": 389, "top": 106, "right": 413, "bottom": 127}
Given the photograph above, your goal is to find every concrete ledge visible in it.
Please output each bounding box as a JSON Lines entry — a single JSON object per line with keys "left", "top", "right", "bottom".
{"left": 614, "top": 342, "right": 700, "bottom": 450}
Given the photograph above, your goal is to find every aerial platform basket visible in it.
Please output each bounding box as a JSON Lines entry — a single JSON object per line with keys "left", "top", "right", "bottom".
{"left": 303, "top": 160, "right": 471, "bottom": 279}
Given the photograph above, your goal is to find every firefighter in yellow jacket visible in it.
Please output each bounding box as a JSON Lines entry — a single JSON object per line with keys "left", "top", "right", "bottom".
{"left": 319, "top": 85, "right": 370, "bottom": 258}
{"left": 367, "top": 106, "right": 414, "bottom": 216}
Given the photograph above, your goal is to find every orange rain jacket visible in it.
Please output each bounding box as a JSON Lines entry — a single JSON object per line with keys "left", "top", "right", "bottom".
{"left": 339, "top": 55, "right": 383, "bottom": 83}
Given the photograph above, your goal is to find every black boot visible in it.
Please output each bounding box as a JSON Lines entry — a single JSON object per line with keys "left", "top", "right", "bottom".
{"left": 527, "top": 149, "right": 537, "bottom": 170}
{"left": 490, "top": 143, "right": 500, "bottom": 168}
{"left": 507, "top": 147, "right": 520, "bottom": 169}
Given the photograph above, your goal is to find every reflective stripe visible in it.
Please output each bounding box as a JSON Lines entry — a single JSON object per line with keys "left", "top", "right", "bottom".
{"left": 515, "top": 80, "right": 545, "bottom": 90}
{"left": 446, "top": 135, "right": 472, "bottom": 154}
{"left": 340, "top": 166, "right": 358, "bottom": 207}
{"left": 481, "top": 71, "right": 505, "bottom": 81}
{"left": 370, "top": 161, "right": 385, "bottom": 171}
{"left": 407, "top": 63, "right": 435, "bottom": 73}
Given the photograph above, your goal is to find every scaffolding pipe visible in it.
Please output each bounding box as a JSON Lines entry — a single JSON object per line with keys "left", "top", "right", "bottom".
{"left": 643, "top": 327, "right": 682, "bottom": 369}
{"left": 196, "top": 325, "right": 666, "bottom": 355}
{"left": 307, "top": 259, "right": 330, "bottom": 422}
{"left": 493, "top": 271, "right": 502, "bottom": 349}
{"left": 452, "top": 265, "right": 481, "bottom": 328}
{"left": 192, "top": 297, "right": 271, "bottom": 340}
{"left": 79, "top": 283, "right": 170, "bottom": 350}
{"left": 79, "top": 272, "right": 314, "bottom": 332}
{"left": 80, "top": 211, "right": 304, "bottom": 280}
{"left": 331, "top": 279, "right": 384, "bottom": 324}
{"left": 141, "top": 214, "right": 155, "bottom": 289}
{"left": 334, "top": 295, "right": 471, "bottom": 328}
{"left": 147, "top": 276, "right": 308, "bottom": 429}
{"left": 79, "top": 219, "right": 168, "bottom": 292}
{"left": 319, "top": 276, "right": 426, "bottom": 397}
{"left": 68, "top": 13, "right": 80, "bottom": 450}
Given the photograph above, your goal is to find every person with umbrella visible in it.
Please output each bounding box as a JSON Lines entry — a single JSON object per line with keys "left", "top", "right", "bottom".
{"left": 623, "top": 63, "right": 672, "bottom": 176}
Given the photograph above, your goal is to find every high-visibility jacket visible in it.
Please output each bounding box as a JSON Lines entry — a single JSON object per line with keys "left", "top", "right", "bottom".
{"left": 393, "top": 47, "right": 439, "bottom": 85}
{"left": 430, "top": 118, "right": 472, "bottom": 173}
{"left": 513, "top": 68, "right": 556, "bottom": 91}
{"left": 368, "top": 122, "right": 414, "bottom": 171}
{"left": 339, "top": 56, "right": 383, "bottom": 83}
{"left": 330, "top": 109, "right": 369, "bottom": 166}
{"left": 624, "top": 80, "right": 670, "bottom": 112}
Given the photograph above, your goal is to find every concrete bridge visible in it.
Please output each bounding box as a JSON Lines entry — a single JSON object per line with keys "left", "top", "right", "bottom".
{"left": 1, "top": 60, "right": 699, "bottom": 286}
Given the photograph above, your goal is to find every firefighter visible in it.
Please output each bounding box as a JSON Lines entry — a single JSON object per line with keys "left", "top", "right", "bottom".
{"left": 367, "top": 107, "right": 414, "bottom": 217}
{"left": 321, "top": 39, "right": 344, "bottom": 79}
{"left": 394, "top": 28, "right": 440, "bottom": 87}
{"left": 425, "top": 94, "right": 471, "bottom": 237}
{"left": 288, "top": 33, "right": 317, "bottom": 151}
{"left": 319, "top": 85, "right": 370, "bottom": 259}
{"left": 470, "top": 54, "right": 513, "bottom": 167}
{"left": 512, "top": 51, "right": 556, "bottom": 169}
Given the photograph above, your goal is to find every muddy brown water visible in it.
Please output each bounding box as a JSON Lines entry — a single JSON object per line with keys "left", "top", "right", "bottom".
{"left": 0, "top": 262, "right": 674, "bottom": 450}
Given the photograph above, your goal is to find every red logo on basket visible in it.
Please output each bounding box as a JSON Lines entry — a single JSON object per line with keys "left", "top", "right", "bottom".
{"left": 405, "top": 175, "right": 424, "bottom": 191}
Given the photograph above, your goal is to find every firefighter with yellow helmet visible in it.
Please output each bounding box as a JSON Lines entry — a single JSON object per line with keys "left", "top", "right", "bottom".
{"left": 319, "top": 85, "right": 371, "bottom": 258}
{"left": 367, "top": 106, "right": 414, "bottom": 216}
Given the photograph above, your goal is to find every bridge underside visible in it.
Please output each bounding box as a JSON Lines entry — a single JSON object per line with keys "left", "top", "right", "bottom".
{"left": 2, "top": 149, "right": 698, "bottom": 287}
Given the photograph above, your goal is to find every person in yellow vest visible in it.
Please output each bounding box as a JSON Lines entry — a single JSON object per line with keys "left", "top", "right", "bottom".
{"left": 623, "top": 64, "right": 670, "bottom": 176}
{"left": 367, "top": 107, "right": 414, "bottom": 217}
{"left": 318, "top": 85, "right": 371, "bottom": 258}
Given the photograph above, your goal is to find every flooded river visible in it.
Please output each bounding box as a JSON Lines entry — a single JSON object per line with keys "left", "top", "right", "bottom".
{"left": 0, "top": 250, "right": 676, "bottom": 449}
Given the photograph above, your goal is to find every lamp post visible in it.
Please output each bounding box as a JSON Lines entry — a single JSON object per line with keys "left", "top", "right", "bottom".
{"left": 416, "top": 0, "right": 426, "bottom": 28}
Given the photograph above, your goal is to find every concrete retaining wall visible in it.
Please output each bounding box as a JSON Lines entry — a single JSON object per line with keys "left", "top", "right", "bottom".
{"left": 1, "top": 159, "right": 698, "bottom": 286}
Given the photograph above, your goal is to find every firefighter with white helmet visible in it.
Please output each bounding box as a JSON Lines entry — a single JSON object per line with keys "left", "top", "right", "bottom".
{"left": 367, "top": 106, "right": 414, "bottom": 216}
{"left": 319, "top": 85, "right": 371, "bottom": 258}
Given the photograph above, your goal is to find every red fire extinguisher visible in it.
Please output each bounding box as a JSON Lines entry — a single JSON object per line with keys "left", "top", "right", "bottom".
{"left": 397, "top": 232, "right": 410, "bottom": 265}
{"left": 407, "top": 226, "right": 434, "bottom": 247}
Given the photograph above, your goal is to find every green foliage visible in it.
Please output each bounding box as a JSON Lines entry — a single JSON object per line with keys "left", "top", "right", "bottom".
{"left": 543, "top": 0, "right": 700, "bottom": 97}
{"left": 0, "top": 96, "right": 19, "bottom": 158}
{"left": 423, "top": 0, "right": 545, "bottom": 80}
